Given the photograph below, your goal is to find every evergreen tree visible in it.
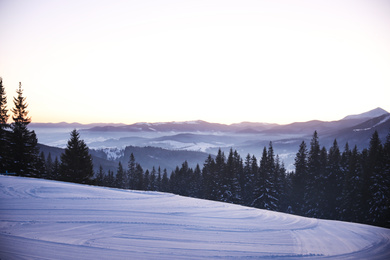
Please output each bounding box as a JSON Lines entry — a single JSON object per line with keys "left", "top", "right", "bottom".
{"left": 214, "top": 149, "right": 226, "bottom": 201}
{"left": 202, "top": 155, "right": 216, "bottom": 200}
{"left": 150, "top": 166, "right": 157, "bottom": 191}
{"left": 115, "top": 161, "right": 125, "bottom": 188}
{"left": 104, "top": 170, "right": 115, "bottom": 187}
{"left": 144, "top": 169, "right": 150, "bottom": 190}
{"left": 0, "top": 77, "right": 10, "bottom": 173}
{"left": 128, "top": 153, "right": 136, "bottom": 189}
{"left": 134, "top": 163, "right": 144, "bottom": 190}
{"left": 46, "top": 153, "right": 54, "bottom": 179}
{"left": 382, "top": 130, "right": 390, "bottom": 227}
{"left": 156, "top": 167, "right": 162, "bottom": 191}
{"left": 60, "top": 129, "right": 94, "bottom": 184}
{"left": 242, "top": 154, "right": 255, "bottom": 206}
{"left": 52, "top": 157, "right": 60, "bottom": 180}
{"left": 161, "top": 168, "right": 169, "bottom": 192}
{"left": 325, "top": 139, "right": 342, "bottom": 219}
{"left": 304, "top": 131, "right": 323, "bottom": 217}
{"left": 366, "top": 131, "right": 388, "bottom": 226}
{"left": 95, "top": 165, "right": 105, "bottom": 186}
{"left": 292, "top": 141, "right": 308, "bottom": 215}
{"left": 9, "top": 82, "right": 41, "bottom": 177}
{"left": 190, "top": 164, "right": 202, "bottom": 198}
{"left": 340, "top": 145, "right": 363, "bottom": 222}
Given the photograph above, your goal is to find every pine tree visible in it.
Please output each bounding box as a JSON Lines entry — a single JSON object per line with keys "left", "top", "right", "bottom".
{"left": 9, "top": 82, "right": 41, "bottom": 177}
{"left": 0, "top": 77, "right": 10, "bottom": 173}
{"left": 60, "top": 129, "right": 94, "bottom": 184}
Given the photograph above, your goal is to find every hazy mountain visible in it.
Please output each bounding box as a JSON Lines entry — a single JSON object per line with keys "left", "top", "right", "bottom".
{"left": 35, "top": 107, "right": 390, "bottom": 172}
{"left": 342, "top": 107, "right": 388, "bottom": 120}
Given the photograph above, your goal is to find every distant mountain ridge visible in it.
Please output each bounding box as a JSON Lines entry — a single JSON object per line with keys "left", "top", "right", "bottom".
{"left": 31, "top": 108, "right": 389, "bottom": 133}
{"left": 34, "top": 107, "right": 390, "bottom": 173}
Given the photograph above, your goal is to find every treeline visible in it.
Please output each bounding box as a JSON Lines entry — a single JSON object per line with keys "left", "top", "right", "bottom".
{"left": 88, "top": 130, "right": 389, "bottom": 228}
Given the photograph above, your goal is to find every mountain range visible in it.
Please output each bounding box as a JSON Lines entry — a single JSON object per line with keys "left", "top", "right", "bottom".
{"left": 33, "top": 107, "right": 390, "bottom": 173}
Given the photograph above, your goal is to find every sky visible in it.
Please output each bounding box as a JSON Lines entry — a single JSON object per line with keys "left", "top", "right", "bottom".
{"left": 1, "top": 0, "right": 390, "bottom": 125}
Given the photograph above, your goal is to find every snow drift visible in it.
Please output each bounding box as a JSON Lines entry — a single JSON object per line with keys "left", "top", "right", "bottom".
{"left": 0, "top": 176, "right": 389, "bottom": 259}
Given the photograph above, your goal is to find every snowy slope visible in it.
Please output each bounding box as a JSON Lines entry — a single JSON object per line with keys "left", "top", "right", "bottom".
{"left": 1, "top": 176, "right": 389, "bottom": 259}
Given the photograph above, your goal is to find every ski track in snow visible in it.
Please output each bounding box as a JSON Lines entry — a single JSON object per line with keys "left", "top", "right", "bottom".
{"left": 0, "top": 176, "right": 389, "bottom": 259}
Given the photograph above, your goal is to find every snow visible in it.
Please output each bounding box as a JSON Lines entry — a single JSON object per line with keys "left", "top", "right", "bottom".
{"left": 1, "top": 176, "right": 390, "bottom": 259}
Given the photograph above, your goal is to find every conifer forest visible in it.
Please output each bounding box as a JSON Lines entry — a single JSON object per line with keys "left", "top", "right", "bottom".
{"left": 0, "top": 78, "right": 389, "bottom": 229}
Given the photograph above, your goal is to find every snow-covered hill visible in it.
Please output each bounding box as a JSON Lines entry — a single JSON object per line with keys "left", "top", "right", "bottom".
{"left": 1, "top": 176, "right": 389, "bottom": 259}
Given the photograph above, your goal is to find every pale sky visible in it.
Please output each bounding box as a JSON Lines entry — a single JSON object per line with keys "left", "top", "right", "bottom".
{"left": 1, "top": 0, "right": 389, "bottom": 125}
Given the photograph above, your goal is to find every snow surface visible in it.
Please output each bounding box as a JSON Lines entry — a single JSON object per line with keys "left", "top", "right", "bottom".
{"left": 1, "top": 176, "right": 389, "bottom": 259}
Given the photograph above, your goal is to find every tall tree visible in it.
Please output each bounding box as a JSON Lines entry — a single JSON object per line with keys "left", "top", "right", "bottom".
{"left": 128, "top": 153, "right": 136, "bottom": 189}
{"left": 366, "top": 131, "right": 388, "bottom": 226}
{"left": 292, "top": 141, "right": 308, "bottom": 215}
{"left": 0, "top": 77, "right": 10, "bottom": 173}
{"left": 9, "top": 82, "right": 41, "bottom": 176}
{"left": 115, "top": 161, "right": 125, "bottom": 188}
{"left": 325, "top": 139, "right": 342, "bottom": 219}
{"left": 60, "top": 129, "right": 94, "bottom": 183}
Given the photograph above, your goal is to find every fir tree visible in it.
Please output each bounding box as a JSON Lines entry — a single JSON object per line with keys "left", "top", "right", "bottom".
{"left": 9, "top": 82, "right": 41, "bottom": 177}
{"left": 325, "top": 139, "right": 342, "bottom": 219}
{"left": 60, "top": 129, "right": 94, "bottom": 184}
{"left": 52, "top": 157, "right": 60, "bottom": 180}
{"left": 95, "top": 165, "right": 105, "bottom": 186}
{"left": 366, "top": 131, "right": 387, "bottom": 226}
{"left": 242, "top": 154, "right": 255, "bottom": 206}
{"left": 304, "top": 131, "right": 323, "bottom": 217}
{"left": 115, "top": 161, "right": 125, "bottom": 188}
{"left": 161, "top": 168, "right": 169, "bottom": 192}
{"left": 202, "top": 155, "right": 216, "bottom": 200}
{"left": 46, "top": 153, "right": 54, "bottom": 179}
{"left": 0, "top": 77, "right": 10, "bottom": 173}
{"left": 128, "top": 153, "right": 136, "bottom": 189}
{"left": 150, "top": 166, "right": 157, "bottom": 191}
{"left": 340, "top": 145, "right": 363, "bottom": 222}
{"left": 292, "top": 141, "right": 308, "bottom": 215}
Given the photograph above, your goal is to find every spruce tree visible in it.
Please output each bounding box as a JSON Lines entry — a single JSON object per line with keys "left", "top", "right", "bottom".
{"left": 304, "top": 131, "right": 323, "bottom": 217}
{"left": 95, "top": 165, "right": 105, "bottom": 186}
{"left": 292, "top": 141, "right": 308, "bottom": 215}
{"left": 325, "top": 139, "right": 342, "bottom": 219}
{"left": 60, "top": 129, "right": 93, "bottom": 183}
{"left": 115, "top": 161, "right": 125, "bottom": 188}
{"left": 9, "top": 82, "right": 41, "bottom": 177}
{"left": 0, "top": 77, "right": 10, "bottom": 173}
{"left": 128, "top": 153, "right": 136, "bottom": 189}
{"left": 161, "top": 168, "right": 169, "bottom": 192}
{"left": 366, "top": 131, "right": 388, "bottom": 226}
